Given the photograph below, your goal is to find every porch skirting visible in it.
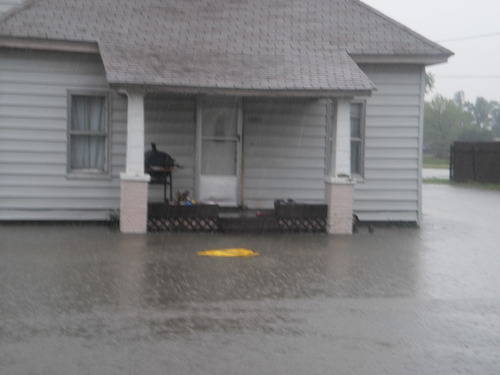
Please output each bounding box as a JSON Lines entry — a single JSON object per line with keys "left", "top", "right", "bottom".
{"left": 146, "top": 204, "right": 327, "bottom": 233}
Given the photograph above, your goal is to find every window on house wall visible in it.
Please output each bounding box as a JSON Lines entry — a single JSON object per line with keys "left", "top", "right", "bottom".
{"left": 350, "top": 102, "right": 365, "bottom": 176}
{"left": 67, "top": 92, "right": 110, "bottom": 175}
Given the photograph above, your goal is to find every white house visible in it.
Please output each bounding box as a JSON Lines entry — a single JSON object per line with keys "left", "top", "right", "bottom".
{"left": 0, "top": 0, "right": 452, "bottom": 234}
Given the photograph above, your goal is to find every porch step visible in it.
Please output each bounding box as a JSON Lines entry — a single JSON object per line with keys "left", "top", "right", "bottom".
{"left": 219, "top": 215, "right": 280, "bottom": 233}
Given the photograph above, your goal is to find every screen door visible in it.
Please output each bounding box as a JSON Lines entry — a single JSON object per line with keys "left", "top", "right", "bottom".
{"left": 199, "top": 97, "right": 241, "bottom": 205}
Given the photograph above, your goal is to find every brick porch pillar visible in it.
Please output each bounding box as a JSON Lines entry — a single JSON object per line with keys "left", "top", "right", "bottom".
{"left": 120, "top": 91, "right": 150, "bottom": 234}
{"left": 325, "top": 177, "right": 355, "bottom": 234}
{"left": 325, "top": 98, "right": 354, "bottom": 235}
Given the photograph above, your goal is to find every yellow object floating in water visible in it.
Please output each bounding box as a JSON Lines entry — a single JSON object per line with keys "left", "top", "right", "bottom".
{"left": 197, "top": 248, "right": 259, "bottom": 257}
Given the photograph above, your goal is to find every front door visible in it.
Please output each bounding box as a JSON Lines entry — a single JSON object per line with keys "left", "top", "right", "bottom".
{"left": 199, "top": 97, "right": 242, "bottom": 205}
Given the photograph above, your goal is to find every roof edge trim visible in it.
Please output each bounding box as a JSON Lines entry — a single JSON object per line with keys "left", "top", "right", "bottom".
{"left": 110, "top": 83, "right": 374, "bottom": 98}
{"left": 351, "top": 54, "right": 452, "bottom": 66}
{"left": 0, "top": 36, "right": 99, "bottom": 54}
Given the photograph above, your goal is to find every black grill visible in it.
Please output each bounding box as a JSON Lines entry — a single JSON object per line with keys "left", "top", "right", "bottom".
{"left": 144, "top": 143, "right": 177, "bottom": 202}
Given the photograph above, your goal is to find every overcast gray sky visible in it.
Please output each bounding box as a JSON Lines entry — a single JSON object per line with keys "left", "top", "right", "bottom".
{"left": 363, "top": 0, "right": 500, "bottom": 102}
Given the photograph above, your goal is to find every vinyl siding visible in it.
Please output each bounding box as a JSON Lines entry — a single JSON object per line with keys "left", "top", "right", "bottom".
{"left": 242, "top": 98, "right": 327, "bottom": 208}
{"left": 0, "top": 49, "right": 126, "bottom": 220}
{"left": 0, "top": 48, "right": 423, "bottom": 222}
{"left": 144, "top": 94, "right": 196, "bottom": 201}
{"left": 0, "top": 0, "right": 22, "bottom": 15}
{"left": 0, "top": 51, "right": 199, "bottom": 219}
{"left": 354, "top": 64, "right": 424, "bottom": 222}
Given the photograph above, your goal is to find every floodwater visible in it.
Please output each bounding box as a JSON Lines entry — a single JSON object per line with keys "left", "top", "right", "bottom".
{"left": 423, "top": 168, "right": 449, "bottom": 179}
{"left": 0, "top": 185, "right": 499, "bottom": 374}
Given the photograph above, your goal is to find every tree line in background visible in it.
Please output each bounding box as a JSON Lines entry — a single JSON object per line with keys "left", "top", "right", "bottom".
{"left": 424, "top": 75, "right": 500, "bottom": 158}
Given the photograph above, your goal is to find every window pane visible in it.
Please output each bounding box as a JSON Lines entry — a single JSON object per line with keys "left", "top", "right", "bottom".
{"left": 71, "top": 135, "right": 106, "bottom": 170}
{"left": 351, "top": 141, "right": 362, "bottom": 175}
{"left": 71, "top": 95, "right": 106, "bottom": 132}
{"left": 350, "top": 103, "right": 362, "bottom": 119}
{"left": 202, "top": 98, "right": 238, "bottom": 138}
{"left": 350, "top": 103, "right": 363, "bottom": 138}
{"left": 202, "top": 140, "right": 237, "bottom": 175}
{"left": 351, "top": 117, "right": 362, "bottom": 138}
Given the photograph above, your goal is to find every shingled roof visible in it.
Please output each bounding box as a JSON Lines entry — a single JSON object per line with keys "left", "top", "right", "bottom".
{"left": 0, "top": 0, "right": 452, "bottom": 94}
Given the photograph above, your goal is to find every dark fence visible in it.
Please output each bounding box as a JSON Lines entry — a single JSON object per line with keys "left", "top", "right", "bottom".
{"left": 450, "top": 142, "right": 500, "bottom": 183}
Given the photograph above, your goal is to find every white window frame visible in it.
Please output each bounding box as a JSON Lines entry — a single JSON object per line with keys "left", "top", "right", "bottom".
{"left": 350, "top": 101, "right": 366, "bottom": 179}
{"left": 325, "top": 100, "right": 336, "bottom": 177}
{"left": 66, "top": 90, "right": 111, "bottom": 179}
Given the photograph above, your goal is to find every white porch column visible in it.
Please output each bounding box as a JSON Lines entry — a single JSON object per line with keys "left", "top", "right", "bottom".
{"left": 120, "top": 91, "right": 150, "bottom": 234}
{"left": 325, "top": 98, "right": 355, "bottom": 235}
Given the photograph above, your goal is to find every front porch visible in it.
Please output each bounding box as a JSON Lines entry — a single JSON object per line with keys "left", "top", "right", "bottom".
{"left": 119, "top": 92, "right": 356, "bottom": 235}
